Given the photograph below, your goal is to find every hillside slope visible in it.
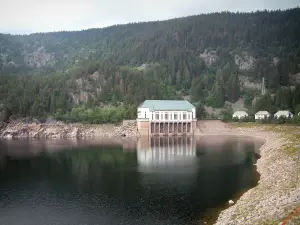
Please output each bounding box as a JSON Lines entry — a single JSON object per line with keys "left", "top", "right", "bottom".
{"left": 0, "top": 8, "right": 300, "bottom": 120}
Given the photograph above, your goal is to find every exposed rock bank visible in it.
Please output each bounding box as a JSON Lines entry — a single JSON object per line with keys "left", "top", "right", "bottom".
{"left": 212, "top": 124, "right": 300, "bottom": 225}
{"left": 0, "top": 120, "right": 138, "bottom": 139}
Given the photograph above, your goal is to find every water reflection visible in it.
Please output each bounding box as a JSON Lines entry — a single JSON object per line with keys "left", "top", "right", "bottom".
{"left": 0, "top": 136, "right": 263, "bottom": 225}
{"left": 137, "top": 136, "right": 197, "bottom": 172}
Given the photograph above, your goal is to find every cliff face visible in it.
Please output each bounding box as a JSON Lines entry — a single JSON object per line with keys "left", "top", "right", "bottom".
{"left": 0, "top": 121, "right": 138, "bottom": 139}
{"left": 24, "top": 47, "right": 56, "bottom": 68}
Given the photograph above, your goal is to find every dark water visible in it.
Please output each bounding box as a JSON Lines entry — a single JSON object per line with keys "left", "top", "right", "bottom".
{"left": 0, "top": 136, "right": 263, "bottom": 225}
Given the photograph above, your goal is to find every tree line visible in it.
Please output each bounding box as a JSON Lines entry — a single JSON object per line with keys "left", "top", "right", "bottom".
{"left": 0, "top": 8, "right": 300, "bottom": 123}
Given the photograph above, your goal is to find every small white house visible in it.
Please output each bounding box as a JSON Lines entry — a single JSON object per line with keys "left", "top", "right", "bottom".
{"left": 274, "top": 110, "right": 293, "bottom": 119}
{"left": 255, "top": 111, "right": 271, "bottom": 120}
{"left": 233, "top": 111, "right": 248, "bottom": 119}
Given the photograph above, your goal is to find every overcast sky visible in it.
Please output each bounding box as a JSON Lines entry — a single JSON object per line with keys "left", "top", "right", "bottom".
{"left": 1, "top": 0, "right": 299, "bottom": 34}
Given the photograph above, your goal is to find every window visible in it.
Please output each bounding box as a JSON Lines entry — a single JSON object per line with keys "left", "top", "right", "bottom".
{"left": 155, "top": 113, "right": 159, "bottom": 120}
{"left": 183, "top": 113, "right": 187, "bottom": 120}
{"left": 165, "top": 113, "right": 168, "bottom": 120}
{"left": 174, "top": 113, "right": 178, "bottom": 120}
{"left": 144, "top": 112, "right": 146, "bottom": 118}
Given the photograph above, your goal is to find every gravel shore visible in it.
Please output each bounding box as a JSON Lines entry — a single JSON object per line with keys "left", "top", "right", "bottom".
{"left": 213, "top": 124, "right": 300, "bottom": 225}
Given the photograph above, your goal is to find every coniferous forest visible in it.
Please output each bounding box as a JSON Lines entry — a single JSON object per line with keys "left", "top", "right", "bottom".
{"left": 0, "top": 8, "right": 300, "bottom": 123}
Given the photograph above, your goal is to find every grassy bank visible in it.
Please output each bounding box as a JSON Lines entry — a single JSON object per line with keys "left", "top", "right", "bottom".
{"left": 230, "top": 123, "right": 299, "bottom": 156}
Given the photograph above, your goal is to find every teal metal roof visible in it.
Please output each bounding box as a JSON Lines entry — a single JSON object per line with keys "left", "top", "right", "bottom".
{"left": 139, "top": 100, "right": 195, "bottom": 111}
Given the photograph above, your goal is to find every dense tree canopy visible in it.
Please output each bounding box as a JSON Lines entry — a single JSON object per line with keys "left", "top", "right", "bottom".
{"left": 0, "top": 8, "right": 300, "bottom": 122}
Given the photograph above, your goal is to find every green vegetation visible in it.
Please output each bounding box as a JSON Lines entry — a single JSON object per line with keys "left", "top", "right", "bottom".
{"left": 0, "top": 8, "right": 300, "bottom": 122}
{"left": 55, "top": 105, "right": 136, "bottom": 124}
{"left": 254, "top": 86, "right": 300, "bottom": 114}
{"left": 226, "top": 114, "right": 300, "bottom": 125}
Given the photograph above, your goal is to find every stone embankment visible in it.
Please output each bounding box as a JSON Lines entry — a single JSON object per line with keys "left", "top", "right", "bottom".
{"left": 0, "top": 120, "right": 138, "bottom": 139}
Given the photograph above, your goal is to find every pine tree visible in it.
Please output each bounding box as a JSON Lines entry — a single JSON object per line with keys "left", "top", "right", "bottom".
{"left": 227, "top": 73, "right": 240, "bottom": 103}
{"left": 175, "top": 70, "right": 181, "bottom": 89}
{"left": 211, "top": 75, "right": 225, "bottom": 107}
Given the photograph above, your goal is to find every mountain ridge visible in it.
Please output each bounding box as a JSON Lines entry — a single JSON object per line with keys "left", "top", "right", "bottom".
{"left": 0, "top": 8, "right": 300, "bottom": 121}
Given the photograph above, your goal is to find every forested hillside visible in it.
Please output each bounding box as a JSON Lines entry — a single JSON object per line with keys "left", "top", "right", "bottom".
{"left": 1, "top": 8, "right": 300, "bottom": 122}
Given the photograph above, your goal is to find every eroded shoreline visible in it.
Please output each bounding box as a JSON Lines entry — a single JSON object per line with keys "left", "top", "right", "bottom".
{"left": 214, "top": 124, "right": 300, "bottom": 225}
{"left": 0, "top": 120, "right": 139, "bottom": 139}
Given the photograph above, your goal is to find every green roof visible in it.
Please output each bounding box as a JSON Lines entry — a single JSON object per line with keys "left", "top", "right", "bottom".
{"left": 139, "top": 100, "right": 195, "bottom": 111}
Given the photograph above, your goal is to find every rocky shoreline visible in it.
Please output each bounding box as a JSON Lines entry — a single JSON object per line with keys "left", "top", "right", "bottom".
{"left": 214, "top": 125, "right": 300, "bottom": 225}
{"left": 0, "top": 120, "right": 139, "bottom": 139}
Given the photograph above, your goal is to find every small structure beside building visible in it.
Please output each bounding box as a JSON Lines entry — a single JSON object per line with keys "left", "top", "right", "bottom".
{"left": 137, "top": 100, "right": 197, "bottom": 136}
{"left": 232, "top": 111, "right": 248, "bottom": 119}
{"left": 255, "top": 111, "right": 271, "bottom": 120}
{"left": 274, "top": 110, "right": 293, "bottom": 119}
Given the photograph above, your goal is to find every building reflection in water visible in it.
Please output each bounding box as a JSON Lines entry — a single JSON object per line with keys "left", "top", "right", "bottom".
{"left": 136, "top": 136, "right": 197, "bottom": 173}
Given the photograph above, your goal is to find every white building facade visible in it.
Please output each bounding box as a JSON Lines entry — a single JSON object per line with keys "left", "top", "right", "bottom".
{"left": 232, "top": 111, "right": 248, "bottom": 119}
{"left": 255, "top": 111, "right": 271, "bottom": 120}
{"left": 274, "top": 110, "right": 293, "bottom": 119}
{"left": 137, "top": 100, "right": 197, "bottom": 136}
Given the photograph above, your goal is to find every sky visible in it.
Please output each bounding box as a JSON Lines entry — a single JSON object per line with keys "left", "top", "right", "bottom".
{"left": 0, "top": 0, "right": 299, "bottom": 34}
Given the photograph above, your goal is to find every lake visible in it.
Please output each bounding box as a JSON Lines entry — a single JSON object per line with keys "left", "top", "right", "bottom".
{"left": 0, "top": 136, "right": 263, "bottom": 225}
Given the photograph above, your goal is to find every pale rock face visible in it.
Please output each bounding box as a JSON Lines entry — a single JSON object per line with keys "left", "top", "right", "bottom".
{"left": 0, "top": 54, "right": 17, "bottom": 67}
{"left": 200, "top": 49, "right": 218, "bottom": 67}
{"left": 24, "top": 48, "right": 55, "bottom": 68}
{"left": 234, "top": 52, "right": 255, "bottom": 71}
{"left": 137, "top": 63, "right": 147, "bottom": 71}
{"left": 0, "top": 54, "right": 8, "bottom": 64}
{"left": 239, "top": 75, "right": 261, "bottom": 90}
{"left": 273, "top": 57, "right": 280, "bottom": 66}
{"left": 70, "top": 71, "right": 103, "bottom": 104}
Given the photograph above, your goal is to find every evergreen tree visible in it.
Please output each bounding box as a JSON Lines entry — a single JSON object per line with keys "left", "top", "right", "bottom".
{"left": 227, "top": 73, "right": 240, "bottom": 103}
{"left": 211, "top": 74, "right": 225, "bottom": 107}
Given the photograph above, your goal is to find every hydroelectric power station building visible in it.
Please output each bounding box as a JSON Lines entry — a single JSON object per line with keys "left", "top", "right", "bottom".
{"left": 137, "top": 100, "right": 197, "bottom": 136}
